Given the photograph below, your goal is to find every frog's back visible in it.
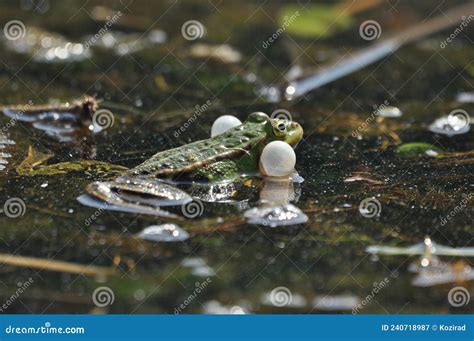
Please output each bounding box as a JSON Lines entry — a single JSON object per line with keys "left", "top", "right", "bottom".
{"left": 128, "top": 120, "right": 267, "bottom": 178}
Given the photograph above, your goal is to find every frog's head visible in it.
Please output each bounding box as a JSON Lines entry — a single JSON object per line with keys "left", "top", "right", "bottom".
{"left": 246, "top": 112, "right": 303, "bottom": 147}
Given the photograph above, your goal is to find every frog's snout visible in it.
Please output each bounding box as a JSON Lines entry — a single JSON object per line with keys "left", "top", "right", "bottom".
{"left": 285, "top": 121, "right": 303, "bottom": 147}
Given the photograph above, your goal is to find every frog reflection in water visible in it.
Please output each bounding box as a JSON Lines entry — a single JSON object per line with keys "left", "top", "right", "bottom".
{"left": 81, "top": 112, "right": 303, "bottom": 214}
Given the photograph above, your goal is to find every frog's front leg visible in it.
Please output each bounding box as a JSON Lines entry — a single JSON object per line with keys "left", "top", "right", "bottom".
{"left": 78, "top": 176, "right": 192, "bottom": 218}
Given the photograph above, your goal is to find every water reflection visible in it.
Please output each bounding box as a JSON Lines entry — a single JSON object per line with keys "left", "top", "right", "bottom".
{"left": 411, "top": 260, "right": 474, "bottom": 287}
{"left": 367, "top": 237, "right": 474, "bottom": 258}
{"left": 202, "top": 300, "right": 249, "bottom": 314}
{"left": 137, "top": 224, "right": 190, "bottom": 242}
{"left": 368, "top": 237, "right": 474, "bottom": 287}
{"left": 0, "top": 133, "right": 15, "bottom": 171}
{"left": 244, "top": 176, "right": 308, "bottom": 227}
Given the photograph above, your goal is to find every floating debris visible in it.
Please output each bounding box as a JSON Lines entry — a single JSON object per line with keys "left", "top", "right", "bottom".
{"left": 189, "top": 44, "right": 242, "bottom": 64}
{"left": 278, "top": 3, "right": 354, "bottom": 39}
{"left": 378, "top": 106, "right": 402, "bottom": 118}
{"left": 456, "top": 92, "right": 474, "bottom": 103}
{"left": 137, "top": 224, "right": 189, "bottom": 242}
{"left": 344, "top": 171, "right": 386, "bottom": 185}
{"left": 312, "top": 295, "right": 360, "bottom": 311}
{"left": 282, "top": 3, "right": 474, "bottom": 99}
{"left": 181, "top": 257, "right": 216, "bottom": 277}
{"left": 1, "top": 96, "right": 98, "bottom": 143}
{"left": 395, "top": 143, "right": 442, "bottom": 158}
{"left": 244, "top": 204, "right": 308, "bottom": 227}
{"left": 2, "top": 27, "right": 91, "bottom": 62}
{"left": 429, "top": 114, "right": 470, "bottom": 136}
{"left": 367, "top": 236, "right": 474, "bottom": 257}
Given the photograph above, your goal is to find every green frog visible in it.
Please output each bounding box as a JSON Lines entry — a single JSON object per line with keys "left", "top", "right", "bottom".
{"left": 81, "top": 112, "right": 303, "bottom": 214}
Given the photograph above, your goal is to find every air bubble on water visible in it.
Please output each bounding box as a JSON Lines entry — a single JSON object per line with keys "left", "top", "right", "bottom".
{"left": 456, "top": 92, "right": 474, "bottom": 103}
{"left": 137, "top": 224, "right": 190, "bottom": 242}
{"left": 244, "top": 204, "right": 308, "bottom": 227}
{"left": 429, "top": 115, "right": 470, "bottom": 136}
{"left": 378, "top": 106, "right": 402, "bottom": 118}
{"left": 292, "top": 172, "right": 305, "bottom": 183}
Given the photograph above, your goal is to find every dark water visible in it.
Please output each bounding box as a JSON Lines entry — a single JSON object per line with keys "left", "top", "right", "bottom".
{"left": 0, "top": 0, "right": 473, "bottom": 314}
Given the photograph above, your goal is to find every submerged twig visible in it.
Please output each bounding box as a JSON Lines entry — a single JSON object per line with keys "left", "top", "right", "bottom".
{"left": 0, "top": 253, "right": 116, "bottom": 276}
{"left": 283, "top": 2, "right": 474, "bottom": 99}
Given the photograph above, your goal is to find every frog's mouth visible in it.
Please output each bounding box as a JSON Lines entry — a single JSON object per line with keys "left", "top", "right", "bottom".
{"left": 284, "top": 122, "right": 304, "bottom": 148}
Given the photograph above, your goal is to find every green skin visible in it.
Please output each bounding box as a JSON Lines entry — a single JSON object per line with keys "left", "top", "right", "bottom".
{"left": 19, "top": 113, "right": 303, "bottom": 207}
{"left": 82, "top": 113, "right": 303, "bottom": 205}
{"left": 127, "top": 112, "right": 304, "bottom": 181}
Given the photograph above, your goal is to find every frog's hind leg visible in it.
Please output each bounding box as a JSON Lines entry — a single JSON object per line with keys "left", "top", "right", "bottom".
{"left": 192, "top": 160, "right": 239, "bottom": 182}
{"left": 77, "top": 176, "right": 192, "bottom": 218}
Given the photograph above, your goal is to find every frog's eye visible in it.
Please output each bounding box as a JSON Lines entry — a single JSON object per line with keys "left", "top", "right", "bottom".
{"left": 273, "top": 121, "right": 287, "bottom": 135}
